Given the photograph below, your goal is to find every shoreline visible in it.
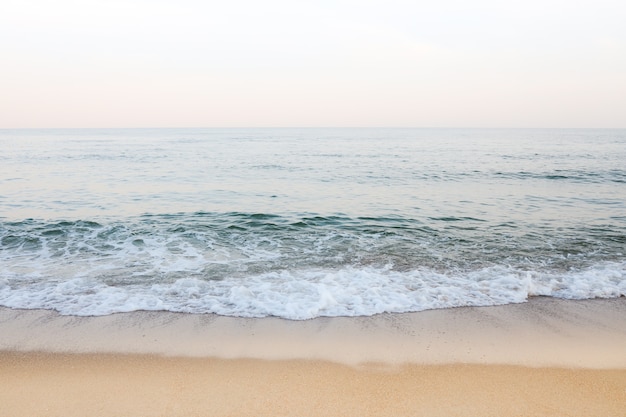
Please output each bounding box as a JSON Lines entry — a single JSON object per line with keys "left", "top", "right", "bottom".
{"left": 1, "top": 297, "right": 625, "bottom": 367}
{"left": 2, "top": 298, "right": 626, "bottom": 416}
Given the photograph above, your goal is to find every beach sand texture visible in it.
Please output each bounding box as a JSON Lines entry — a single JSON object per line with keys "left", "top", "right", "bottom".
{"left": 1, "top": 297, "right": 625, "bottom": 417}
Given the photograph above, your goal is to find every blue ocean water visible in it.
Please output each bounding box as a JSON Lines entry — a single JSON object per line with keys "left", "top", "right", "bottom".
{"left": 0, "top": 128, "right": 624, "bottom": 318}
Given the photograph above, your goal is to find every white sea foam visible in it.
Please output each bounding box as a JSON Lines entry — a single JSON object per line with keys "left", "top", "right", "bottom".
{"left": 0, "top": 263, "right": 623, "bottom": 319}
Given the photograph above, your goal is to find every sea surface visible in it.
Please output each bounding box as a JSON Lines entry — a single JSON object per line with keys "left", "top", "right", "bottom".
{"left": 1, "top": 128, "right": 625, "bottom": 319}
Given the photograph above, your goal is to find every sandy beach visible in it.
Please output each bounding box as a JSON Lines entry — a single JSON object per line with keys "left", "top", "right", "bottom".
{"left": 1, "top": 297, "right": 626, "bottom": 416}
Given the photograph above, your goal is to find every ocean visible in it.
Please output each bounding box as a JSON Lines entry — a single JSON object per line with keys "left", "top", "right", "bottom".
{"left": 0, "top": 128, "right": 624, "bottom": 319}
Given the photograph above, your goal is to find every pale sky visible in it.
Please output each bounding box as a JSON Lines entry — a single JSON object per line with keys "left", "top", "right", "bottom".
{"left": 1, "top": 0, "right": 625, "bottom": 128}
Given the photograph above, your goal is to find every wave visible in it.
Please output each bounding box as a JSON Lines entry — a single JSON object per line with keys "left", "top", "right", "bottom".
{"left": 0, "top": 263, "right": 624, "bottom": 319}
{"left": 1, "top": 213, "right": 625, "bottom": 318}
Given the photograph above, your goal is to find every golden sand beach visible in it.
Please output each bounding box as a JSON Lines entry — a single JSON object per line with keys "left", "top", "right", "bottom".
{"left": 1, "top": 297, "right": 625, "bottom": 417}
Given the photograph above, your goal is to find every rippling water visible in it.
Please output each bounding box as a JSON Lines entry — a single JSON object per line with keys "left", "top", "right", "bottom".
{"left": 1, "top": 128, "right": 624, "bottom": 318}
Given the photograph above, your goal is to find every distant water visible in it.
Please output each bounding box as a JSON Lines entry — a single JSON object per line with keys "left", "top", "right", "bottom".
{"left": 1, "top": 128, "right": 624, "bottom": 319}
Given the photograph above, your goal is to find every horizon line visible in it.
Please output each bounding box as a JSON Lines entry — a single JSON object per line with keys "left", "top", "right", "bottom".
{"left": 1, "top": 126, "right": 625, "bottom": 130}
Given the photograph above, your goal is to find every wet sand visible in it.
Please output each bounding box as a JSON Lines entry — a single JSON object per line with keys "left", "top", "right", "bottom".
{"left": 1, "top": 297, "right": 626, "bottom": 416}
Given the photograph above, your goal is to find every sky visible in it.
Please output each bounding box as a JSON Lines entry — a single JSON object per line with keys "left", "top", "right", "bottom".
{"left": 1, "top": 0, "right": 625, "bottom": 128}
